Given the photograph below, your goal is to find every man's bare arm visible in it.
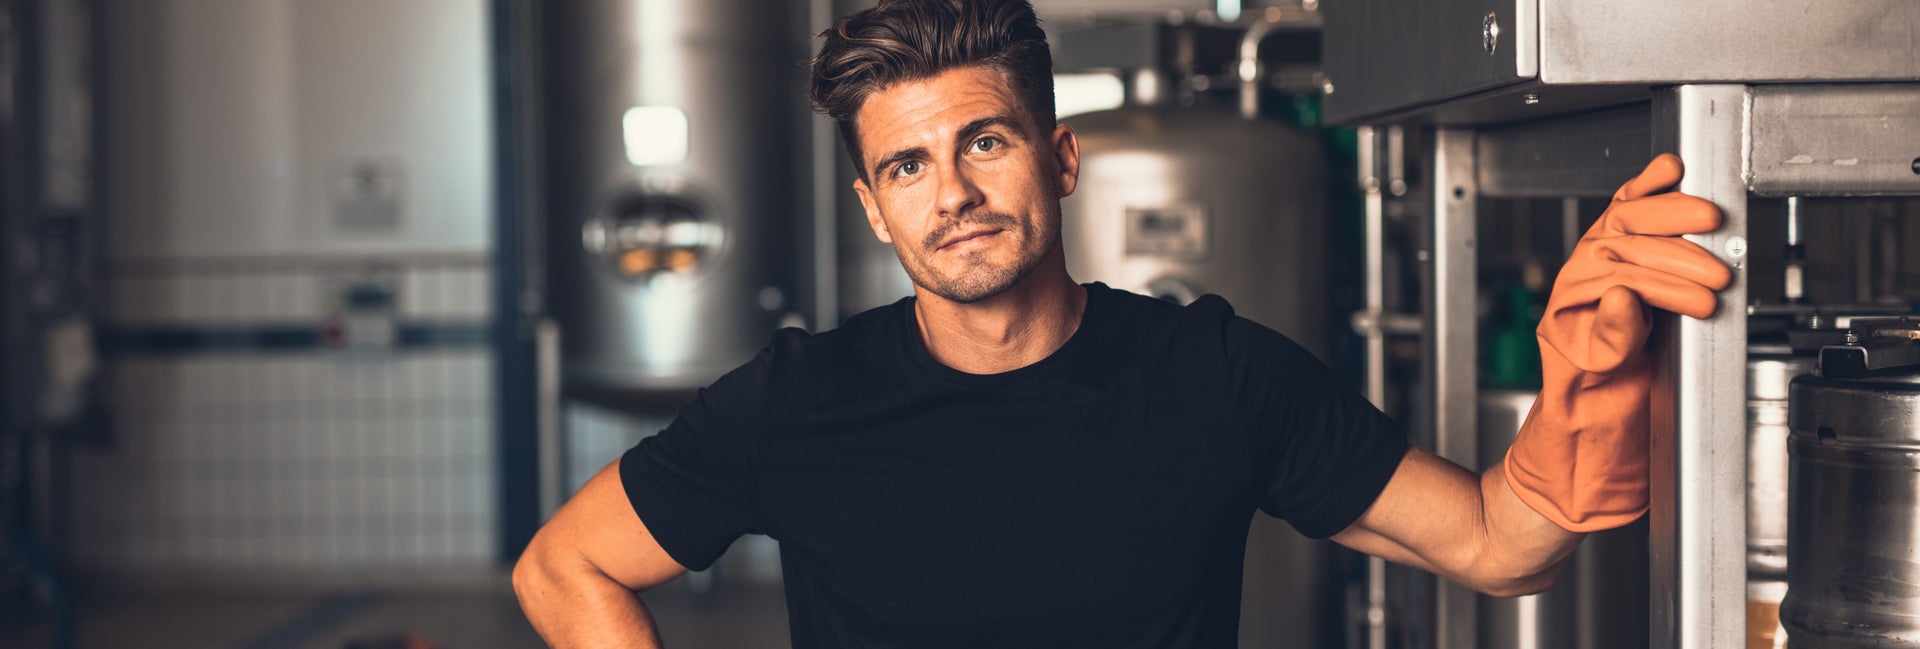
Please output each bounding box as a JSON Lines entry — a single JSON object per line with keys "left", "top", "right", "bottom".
{"left": 514, "top": 459, "right": 689, "bottom": 648}
{"left": 1330, "top": 447, "right": 1582, "bottom": 598}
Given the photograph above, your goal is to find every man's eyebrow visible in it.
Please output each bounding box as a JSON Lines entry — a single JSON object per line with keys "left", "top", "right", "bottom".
{"left": 868, "top": 116, "right": 1020, "bottom": 179}
{"left": 956, "top": 115, "right": 1020, "bottom": 144}
{"left": 870, "top": 146, "right": 928, "bottom": 179}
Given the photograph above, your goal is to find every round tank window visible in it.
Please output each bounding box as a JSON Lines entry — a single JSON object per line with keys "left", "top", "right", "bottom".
{"left": 581, "top": 194, "right": 725, "bottom": 283}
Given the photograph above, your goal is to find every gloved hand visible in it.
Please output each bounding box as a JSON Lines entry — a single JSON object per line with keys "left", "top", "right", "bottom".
{"left": 1504, "top": 153, "right": 1734, "bottom": 532}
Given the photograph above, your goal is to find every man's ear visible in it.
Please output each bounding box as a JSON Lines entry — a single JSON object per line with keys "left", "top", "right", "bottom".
{"left": 854, "top": 178, "right": 893, "bottom": 245}
{"left": 1051, "top": 123, "right": 1080, "bottom": 198}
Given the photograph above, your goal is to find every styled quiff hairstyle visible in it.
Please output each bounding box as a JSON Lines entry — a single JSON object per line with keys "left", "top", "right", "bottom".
{"left": 809, "top": 0, "right": 1056, "bottom": 180}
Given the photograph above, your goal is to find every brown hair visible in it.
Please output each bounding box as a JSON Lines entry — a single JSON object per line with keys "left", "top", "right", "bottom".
{"left": 809, "top": 0, "right": 1055, "bottom": 180}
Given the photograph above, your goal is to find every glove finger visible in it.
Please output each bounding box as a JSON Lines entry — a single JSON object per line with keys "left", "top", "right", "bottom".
{"left": 1556, "top": 263, "right": 1721, "bottom": 320}
{"left": 1537, "top": 285, "right": 1649, "bottom": 374}
{"left": 1559, "top": 259, "right": 1728, "bottom": 318}
{"left": 1616, "top": 153, "right": 1685, "bottom": 201}
{"left": 1584, "top": 286, "right": 1652, "bottom": 374}
{"left": 1590, "top": 235, "right": 1733, "bottom": 291}
{"left": 1603, "top": 192, "right": 1724, "bottom": 237}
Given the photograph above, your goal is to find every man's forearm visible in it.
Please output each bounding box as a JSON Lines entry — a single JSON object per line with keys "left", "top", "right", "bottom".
{"left": 1472, "top": 462, "right": 1584, "bottom": 596}
{"left": 1331, "top": 447, "right": 1582, "bottom": 598}
{"left": 514, "top": 551, "right": 667, "bottom": 649}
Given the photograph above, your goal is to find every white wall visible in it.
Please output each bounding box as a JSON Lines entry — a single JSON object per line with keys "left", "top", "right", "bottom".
{"left": 105, "top": 0, "right": 492, "bottom": 260}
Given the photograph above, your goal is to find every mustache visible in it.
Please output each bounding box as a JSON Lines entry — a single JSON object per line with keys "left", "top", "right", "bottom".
{"left": 923, "top": 211, "right": 1020, "bottom": 251}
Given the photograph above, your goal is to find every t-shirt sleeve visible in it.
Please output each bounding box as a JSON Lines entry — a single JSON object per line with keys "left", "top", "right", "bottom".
{"left": 619, "top": 348, "right": 771, "bottom": 572}
{"left": 1226, "top": 316, "right": 1409, "bottom": 539}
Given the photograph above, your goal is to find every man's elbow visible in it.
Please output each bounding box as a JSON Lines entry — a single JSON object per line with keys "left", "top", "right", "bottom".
{"left": 513, "top": 535, "right": 570, "bottom": 610}
{"left": 511, "top": 544, "right": 546, "bottom": 607}
{"left": 1471, "top": 563, "right": 1564, "bottom": 598}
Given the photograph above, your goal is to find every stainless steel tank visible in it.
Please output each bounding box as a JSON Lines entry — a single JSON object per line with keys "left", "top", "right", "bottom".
{"left": 541, "top": 0, "right": 805, "bottom": 398}
{"left": 1783, "top": 323, "right": 1920, "bottom": 648}
{"left": 1750, "top": 350, "right": 1813, "bottom": 648}
{"left": 1061, "top": 100, "right": 1330, "bottom": 357}
{"left": 1061, "top": 84, "right": 1334, "bottom": 648}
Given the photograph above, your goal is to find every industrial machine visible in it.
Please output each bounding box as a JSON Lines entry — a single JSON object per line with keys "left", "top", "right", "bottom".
{"left": 539, "top": 0, "right": 809, "bottom": 401}
{"left": 1326, "top": 1, "right": 1920, "bottom": 647}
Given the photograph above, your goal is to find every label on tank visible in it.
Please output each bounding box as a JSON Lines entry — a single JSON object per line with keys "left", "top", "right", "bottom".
{"left": 1124, "top": 203, "right": 1210, "bottom": 259}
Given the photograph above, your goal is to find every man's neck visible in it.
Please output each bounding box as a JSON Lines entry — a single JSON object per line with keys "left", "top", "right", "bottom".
{"left": 912, "top": 261, "right": 1086, "bottom": 375}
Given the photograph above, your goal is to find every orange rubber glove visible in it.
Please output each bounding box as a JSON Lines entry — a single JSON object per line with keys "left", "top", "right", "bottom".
{"left": 1503, "top": 154, "right": 1734, "bottom": 532}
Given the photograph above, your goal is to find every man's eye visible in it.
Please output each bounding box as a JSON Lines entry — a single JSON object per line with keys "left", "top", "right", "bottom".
{"left": 971, "top": 137, "right": 1001, "bottom": 153}
{"left": 894, "top": 161, "right": 922, "bottom": 177}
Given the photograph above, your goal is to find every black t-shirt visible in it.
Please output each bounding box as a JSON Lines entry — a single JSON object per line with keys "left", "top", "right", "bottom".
{"left": 621, "top": 283, "right": 1408, "bottom": 648}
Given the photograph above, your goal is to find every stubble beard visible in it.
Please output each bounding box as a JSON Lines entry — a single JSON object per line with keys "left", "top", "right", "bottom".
{"left": 897, "top": 205, "right": 1059, "bottom": 304}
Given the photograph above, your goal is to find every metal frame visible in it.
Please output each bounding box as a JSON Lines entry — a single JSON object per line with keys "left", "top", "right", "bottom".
{"left": 1358, "top": 82, "right": 1920, "bottom": 649}
{"left": 1429, "top": 128, "right": 1480, "bottom": 649}
{"left": 1648, "top": 84, "right": 1750, "bottom": 649}
{"left": 1356, "top": 125, "right": 1390, "bottom": 649}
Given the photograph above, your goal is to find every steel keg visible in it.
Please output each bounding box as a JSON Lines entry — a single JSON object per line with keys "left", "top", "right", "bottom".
{"left": 1782, "top": 319, "right": 1920, "bottom": 648}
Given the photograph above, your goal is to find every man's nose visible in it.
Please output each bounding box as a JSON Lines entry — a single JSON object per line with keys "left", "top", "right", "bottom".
{"left": 934, "top": 161, "right": 984, "bottom": 218}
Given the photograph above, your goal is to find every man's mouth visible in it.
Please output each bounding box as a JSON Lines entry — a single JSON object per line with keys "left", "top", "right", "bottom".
{"left": 936, "top": 228, "right": 1002, "bottom": 251}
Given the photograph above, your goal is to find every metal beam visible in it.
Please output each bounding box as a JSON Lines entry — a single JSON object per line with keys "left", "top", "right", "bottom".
{"left": 1430, "top": 127, "right": 1480, "bottom": 649}
{"left": 1474, "top": 103, "right": 1653, "bottom": 199}
{"left": 1649, "top": 84, "right": 1749, "bottom": 649}
{"left": 1748, "top": 84, "right": 1920, "bottom": 197}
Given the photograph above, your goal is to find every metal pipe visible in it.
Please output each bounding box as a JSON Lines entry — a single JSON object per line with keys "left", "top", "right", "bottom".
{"left": 1784, "top": 197, "right": 1805, "bottom": 303}
{"left": 1356, "top": 125, "right": 1389, "bottom": 649}
{"left": 810, "top": 0, "right": 838, "bottom": 328}
{"left": 536, "top": 318, "right": 564, "bottom": 520}
{"left": 1562, "top": 198, "right": 1582, "bottom": 257}
{"left": 1386, "top": 125, "right": 1406, "bottom": 197}
{"left": 1359, "top": 127, "right": 1385, "bottom": 403}
{"left": 1236, "top": 12, "right": 1281, "bottom": 119}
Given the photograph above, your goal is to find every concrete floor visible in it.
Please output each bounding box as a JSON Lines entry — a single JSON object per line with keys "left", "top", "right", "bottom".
{"left": 0, "top": 572, "right": 791, "bottom": 649}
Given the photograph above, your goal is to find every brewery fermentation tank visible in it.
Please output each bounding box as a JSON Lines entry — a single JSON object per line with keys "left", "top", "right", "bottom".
{"left": 540, "top": 0, "right": 805, "bottom": 397}
{"left": 1061, "top": 103, "right": 1330, "bottom": 357}
{"left": 1784, "top": 319, "right": 1920, "bottom": 648}
{"left": 1060, "top": 89, "right": 1335, "bottom": 647}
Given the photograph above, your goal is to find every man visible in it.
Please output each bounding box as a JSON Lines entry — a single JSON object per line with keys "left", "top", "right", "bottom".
{"left": 513, "top": 1, "right": 1732, "bottom": 647}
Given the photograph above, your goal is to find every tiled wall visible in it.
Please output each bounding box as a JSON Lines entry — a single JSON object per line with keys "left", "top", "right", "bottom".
{"left": 72, "top": 258, "right": 498, "bottom": 572}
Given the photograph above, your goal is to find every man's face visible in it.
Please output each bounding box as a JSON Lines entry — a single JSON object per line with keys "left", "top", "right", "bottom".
{"left": 851, "top": 65, "right": 1079, "bottom": 304}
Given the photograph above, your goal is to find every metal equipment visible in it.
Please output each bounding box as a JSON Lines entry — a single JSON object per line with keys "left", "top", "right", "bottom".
{"left": 1747, "top": 348, "right": 1812, "bottom": 648}
{"left": 539, "top": 0, "right": 807, "bottom": 399}
{"left": 1061, "top": 100, "right": 1330, "bottom": 356}
{"left": 1326, "top": 0, "right": 1920, "bottom": 644}
{"left": 1784, "top": 317, "right": 1920, "bottom": 648}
